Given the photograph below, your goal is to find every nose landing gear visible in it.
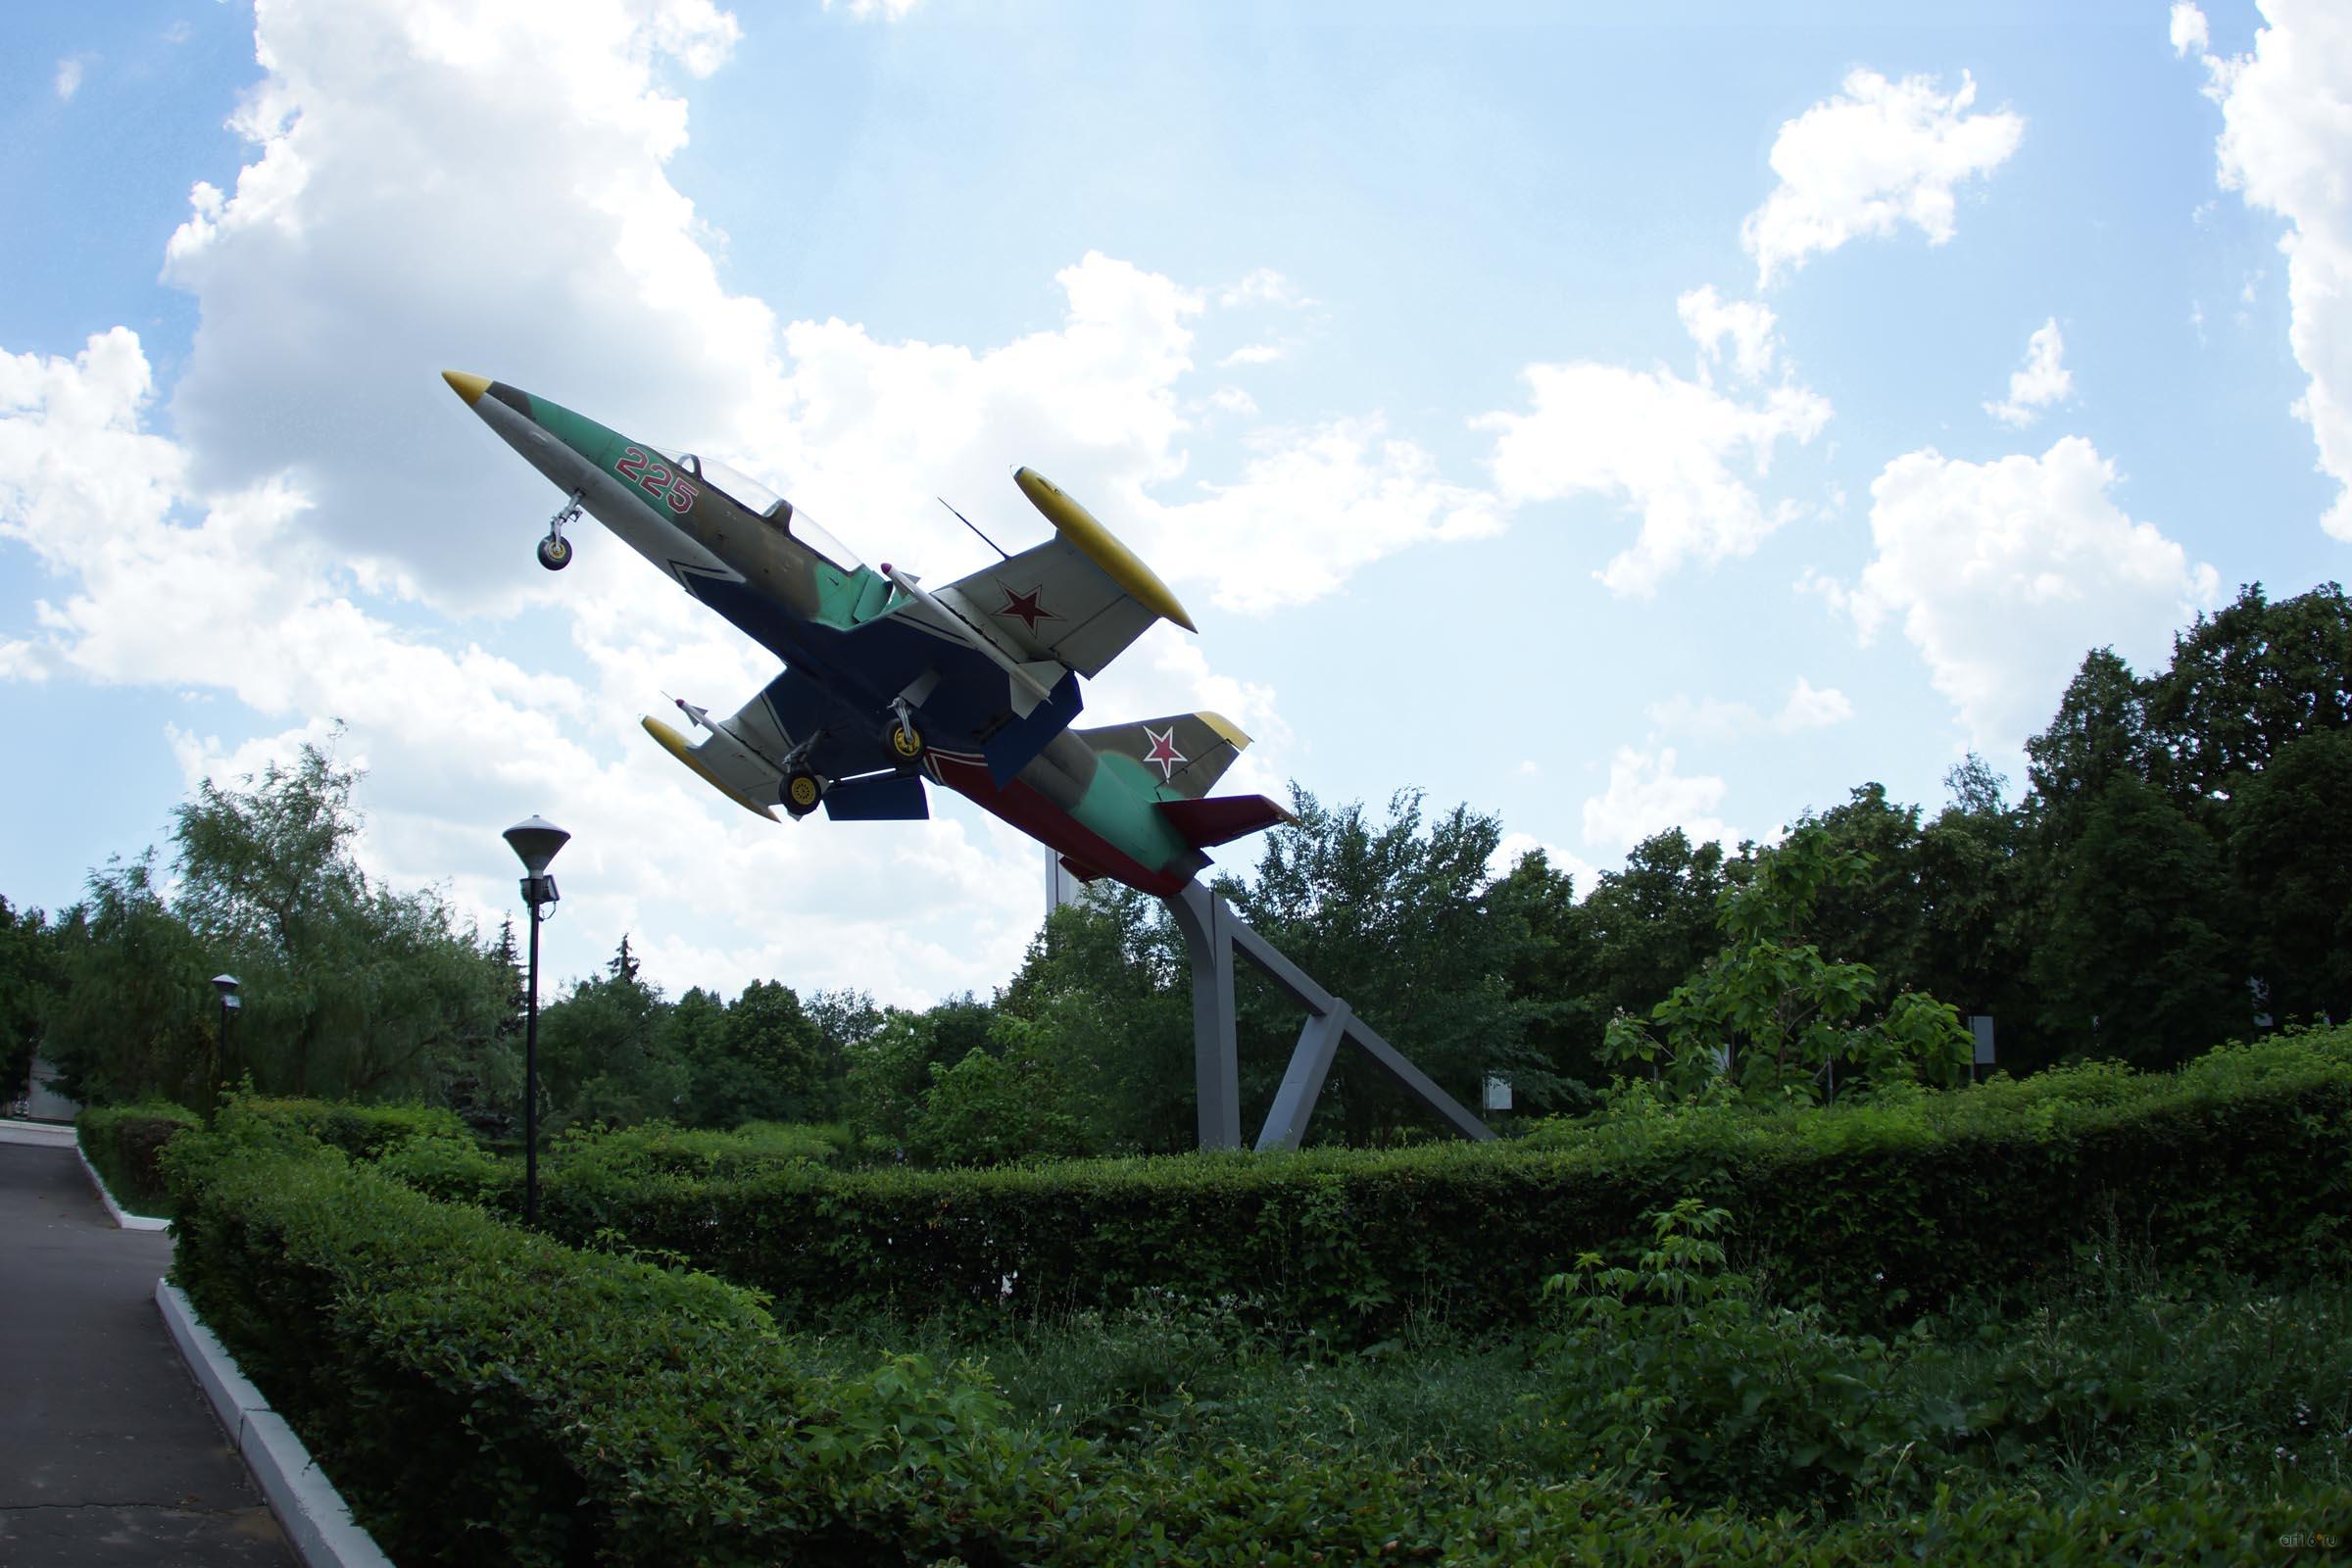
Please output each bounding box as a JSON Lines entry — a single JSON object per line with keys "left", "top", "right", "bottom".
{"left": 538, "top": 489, "right": 583, "bottom": 571}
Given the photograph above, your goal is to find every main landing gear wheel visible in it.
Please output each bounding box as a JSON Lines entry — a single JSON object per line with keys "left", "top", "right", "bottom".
{"left": 536, "top": 535, "right": 573, "bottom": 571}
{"left": 782, "top": 770, "right": 823, "bottom": 818}
{"left": 888, "top": 718, "right": 924, "bottom": 760}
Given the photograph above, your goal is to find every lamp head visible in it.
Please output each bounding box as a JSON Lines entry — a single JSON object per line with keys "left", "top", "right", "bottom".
{"left": 212, "top": 973, "right": 239, "bottom": 1000}
{"left": 504, "top": 815, "right": 571, "bottom": 876}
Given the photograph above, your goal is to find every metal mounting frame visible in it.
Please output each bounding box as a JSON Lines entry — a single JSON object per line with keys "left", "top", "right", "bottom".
{"left": 1163, "top": 881, "right": 1495, "bottom": 1152}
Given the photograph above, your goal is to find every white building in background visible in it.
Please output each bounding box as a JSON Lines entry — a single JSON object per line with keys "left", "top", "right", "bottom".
{"left": 1046, "top": 847, "right": 1092, "bottom": 914}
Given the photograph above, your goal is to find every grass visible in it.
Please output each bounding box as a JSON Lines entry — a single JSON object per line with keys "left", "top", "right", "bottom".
{"left": 781, "top": 1231, "right": 2352, "bottom": 1528}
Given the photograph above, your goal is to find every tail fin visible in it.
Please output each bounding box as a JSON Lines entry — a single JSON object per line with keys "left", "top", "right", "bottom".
{"left": 1073, "top": 710, "right": 1250, "bottom": 800}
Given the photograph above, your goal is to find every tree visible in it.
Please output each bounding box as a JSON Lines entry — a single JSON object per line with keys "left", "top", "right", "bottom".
{"left": 2228, "top": 728, "right": 2352, "bottom": 1026}
{"left": 1602, "top": 827, "right": 1971, "bottom": 1102}
{"left": 44, "top": 855, "right": 215, "bottom": 1106}
{"left": 905, "top": 1033, "right": 1085, "bottom": 1166}
{"left": 998, "top": 890, "right": 1196, "bottom": 1152}
{"left": 842, "top": 995, "right": 995, "bottom": 1144}
{"left": 536, "top": 935, "right": 681, "bottom": 1127}
{"left": 2033, "top": 774, "right": 2247, "bottom": 1068}
{"left": 714, "top": 979, "right": 827, "bottom": 1126}
{"left": 2026, "top": 648, "right": 2151, "bottom": 835}
{"left": 1578, "top": 828, "right": 1732, "bottom": 1029}
{"left": 2144, "top": 581, "right": 2352, "bottom": 812}
{"left": 803, "top": 988, "right": 883, "bottom": 1121}
{"left": 0, "top": 897, "right": 62, "bottom": 1107}
{"left": 1235, "top": 788, "right": 1535, "bottom": 1142}
{"left": 1486, "top": 848, "right": 1606, "bottom": 1105}
{"left": 167, "top": 743, "right": 511, "bottom": 1102}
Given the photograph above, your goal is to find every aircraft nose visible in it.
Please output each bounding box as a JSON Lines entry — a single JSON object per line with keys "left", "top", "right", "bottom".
{"left": 441, "top": 369, "right": 490, "bottom": 407}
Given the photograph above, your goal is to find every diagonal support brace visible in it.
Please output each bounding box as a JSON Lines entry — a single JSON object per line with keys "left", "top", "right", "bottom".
{"left": 1164, "top": 881, "right": 1493, "bottom": 1152}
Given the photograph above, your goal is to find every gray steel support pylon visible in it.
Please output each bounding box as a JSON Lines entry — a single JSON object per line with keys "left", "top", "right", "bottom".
{"left": 1164, "top": 881, "right": 1494, "bottom": 1152}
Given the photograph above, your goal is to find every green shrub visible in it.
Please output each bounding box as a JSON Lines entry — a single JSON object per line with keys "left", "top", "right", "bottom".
{"left": 529, "top": 1029, "right": 2352, "bottom": 1345}
{"left": 221, "top": 1095, "right": 468, "bottom": 1157}
{"left": 76, "top": 1099, "right": 200, "bottom": 1215}
{"left": 161, "top": 1116, "right": 2342, "bottom": 1566}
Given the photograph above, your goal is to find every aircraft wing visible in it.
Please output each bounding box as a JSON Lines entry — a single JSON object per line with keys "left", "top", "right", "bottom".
{"left": 916, "top": 472, "right": 1195, "bottom": 678}
{"left": 640, "top": 667, "right": 911, "bottom": 822}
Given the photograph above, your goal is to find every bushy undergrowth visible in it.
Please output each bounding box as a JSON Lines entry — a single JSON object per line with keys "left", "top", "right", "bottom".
{"left": 499, "top": 1029, "right": 2352, "bottom": 1346}
{"left": 75, "top": 1099, "right": 200, "bottom": 1215}
{"left": 165, "top": 1105, "right": 2349, "bottom": 1565}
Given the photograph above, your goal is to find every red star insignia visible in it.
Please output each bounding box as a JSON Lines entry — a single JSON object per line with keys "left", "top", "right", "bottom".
{"left": 995, "top": 584, "right": 1060, "bottom": 634}
{"left": 1143, "top": 724, "right": 1187, "bottom": 782}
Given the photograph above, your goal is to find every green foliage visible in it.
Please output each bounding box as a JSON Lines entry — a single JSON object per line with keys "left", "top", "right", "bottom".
{"left": 161, "top": 1103, "right": 2349, "bottom": 1566}
{"left": 1238, "top": 788, "right": 1543, "bottom": 1137}
{"left": 1603, "top": 827, "right": 1972, "bottom": 1101}
{"left": 525, "top": 1029, "right": 2352, "bottom": 1350}
{"left": 45, "top": 853, "right": 218, "bottom": 1106}
{"left": 906, "top": 1039, "right": 1086, "bottom": 1167}
{"left": 0, "top": 895, "right": 62, "bottom": 1107}
{"left": 2034, "top": 773, "right": 2248, "bottom": 1065}
{"left": 76, "top": 1099, "right": 201, "bottom": 1214}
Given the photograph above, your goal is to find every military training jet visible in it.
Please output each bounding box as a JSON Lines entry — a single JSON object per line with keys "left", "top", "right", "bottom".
{"left": 442, "top": 370, "right": 1292, "bottom": 897}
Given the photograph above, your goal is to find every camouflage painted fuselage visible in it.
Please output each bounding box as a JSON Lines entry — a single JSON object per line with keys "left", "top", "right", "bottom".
{"left": 453, "top": 375, "right": 1227, "bottom": 895}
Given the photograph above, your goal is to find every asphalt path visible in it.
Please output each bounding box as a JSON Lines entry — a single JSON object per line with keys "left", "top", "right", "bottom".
{"left": 0, "top": 1134, "right": 296, "bottom": 1566}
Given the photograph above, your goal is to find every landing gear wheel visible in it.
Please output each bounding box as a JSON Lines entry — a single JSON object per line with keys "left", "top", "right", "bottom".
{"left": 782, "top": 770, "right": 823, "bottom": 818}
{"left": 888, "top": 719, "right": 924, "bottom": 760}
{"left": 536, "top": 535, "right": 573, "bottom": 571}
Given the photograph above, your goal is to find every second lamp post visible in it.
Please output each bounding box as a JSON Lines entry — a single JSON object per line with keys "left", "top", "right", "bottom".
{"left": 503, "top": 815, "right": 569, "bottom": 1225}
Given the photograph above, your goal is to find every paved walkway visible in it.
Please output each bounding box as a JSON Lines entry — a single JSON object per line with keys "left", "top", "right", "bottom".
{"left": 0, "top": 1133, "right": 296, "bottom": 1566}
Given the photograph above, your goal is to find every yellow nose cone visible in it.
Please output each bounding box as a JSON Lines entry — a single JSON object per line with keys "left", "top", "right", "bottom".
{"left": 441, "top": 369, "right": 489, "bottom": 407}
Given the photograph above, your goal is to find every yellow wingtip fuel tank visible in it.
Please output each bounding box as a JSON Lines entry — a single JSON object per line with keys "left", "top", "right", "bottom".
{"left": 641, "top": 716, "right": 780, "bottom": 821}
{"left": 1013, "top": 467, "right": 1197, "bottom": 633}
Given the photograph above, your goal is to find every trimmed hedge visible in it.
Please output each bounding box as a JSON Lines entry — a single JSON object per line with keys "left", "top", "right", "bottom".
{"left": 523, "top": 1031, "right": 2352, "bottom": 1343}
{"left": 163, "top": 1111, "right": 2342, "bottom": 1567}
{"left": 76, "top": 1100, "right": 201, "bottom": 1216}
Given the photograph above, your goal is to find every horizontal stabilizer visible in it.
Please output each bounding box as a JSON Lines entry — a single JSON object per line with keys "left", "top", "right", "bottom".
{"left": 823, "top": 771, "right": 929, "bottom": 822}
{"left": 1155, "top": 794, "right": 1295, "bottom": 851}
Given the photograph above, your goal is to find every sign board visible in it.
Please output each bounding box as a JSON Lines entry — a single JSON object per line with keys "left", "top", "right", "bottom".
{"left": 1969, "top": 1014, "right": 1994, "bottom": 1066}
{"left": 1482, "top": 1075, "right": 1513, "bottom": 1112}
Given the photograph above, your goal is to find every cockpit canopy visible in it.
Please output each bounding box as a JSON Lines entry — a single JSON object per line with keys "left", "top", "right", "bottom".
{"left": 660, "top": 449, "right": 862, "bottom": 572}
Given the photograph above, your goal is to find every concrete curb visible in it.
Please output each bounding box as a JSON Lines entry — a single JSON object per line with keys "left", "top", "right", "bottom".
{"left": 74, "top": 1135, "right": 173, "bottom": 1231}
{"left": 157, "top": 1280, "right": 396, "bottom": 1568}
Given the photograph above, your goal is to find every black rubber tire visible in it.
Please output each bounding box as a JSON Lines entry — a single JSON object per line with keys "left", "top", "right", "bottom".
{"left": 537, "top": 536, "right": 573, "bottom": 571}
{"left": 783, "top": 770, "right": 822, "bottom": 817}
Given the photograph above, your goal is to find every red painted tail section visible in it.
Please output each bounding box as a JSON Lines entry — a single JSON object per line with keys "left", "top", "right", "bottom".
{"left": 1155, "top": 794, "right": 1293, "bottom": 851}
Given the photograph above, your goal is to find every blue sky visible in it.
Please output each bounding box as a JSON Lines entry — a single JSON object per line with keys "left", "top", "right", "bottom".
{"left": 2, "top": 0, "right": 2345, "bottom": 1004}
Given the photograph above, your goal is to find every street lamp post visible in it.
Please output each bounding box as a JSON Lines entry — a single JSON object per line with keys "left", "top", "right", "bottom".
{"left": 503, "top": 815, "right": 569, "bottom": 1226}
{"left": 211, "top": 974, "right": 240, "bottom": 1109}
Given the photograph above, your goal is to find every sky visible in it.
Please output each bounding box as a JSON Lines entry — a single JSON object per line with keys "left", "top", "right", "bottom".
{"left": 1, "top": 0, "right": 2345, "bottom": 1008}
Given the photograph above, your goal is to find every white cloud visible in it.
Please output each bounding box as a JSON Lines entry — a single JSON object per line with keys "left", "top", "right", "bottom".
{"left": 1740, "top": 69, "right": 2025, "bottom": 288}
{"left": 54, "top": 55, "right": 89, "bottom": 101}
{"left": 1218, "top": 342, "right": 1287, "bottom": 368}
{"left": 1476, "top": 360, "right": 1831, "bottom": 597}
{"left": 1219, "top": 269, "right": 1310, "bottom": 309}
{"left": 1489, "top": 830, "right": 1600, "bottom": 899}
{"left": 1144, "top": 416, "right": 1505, "bottom": 613}
{"left": 825, "top": 0, "right": 922, "bottom": 20}
{"left": 1646, "top": 676, "right": 1853, "bottom": 739}
{"left": 1845, "top": 437, "right": 2220, "bottom": 749}
{"left": 1581, "top": 747, "right": 1734, "bottom": 857}
{"left": 2178, "top": 1, "right": 2352, "bottom": 541}
{"left": 11, "top": 0, "right": 1511, "bottom": 1006}
{"left": 157, "top": 0, "right": 767, "bottom": 610}
{"left": 1985, "top": 318, "right": 2072, "bottom": 427}
{"left": 1677, "top": 285, "right": 1779, "bottom": 383}
{"left": 1204, "top": 386, "right": 1258, "bottom": 416}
